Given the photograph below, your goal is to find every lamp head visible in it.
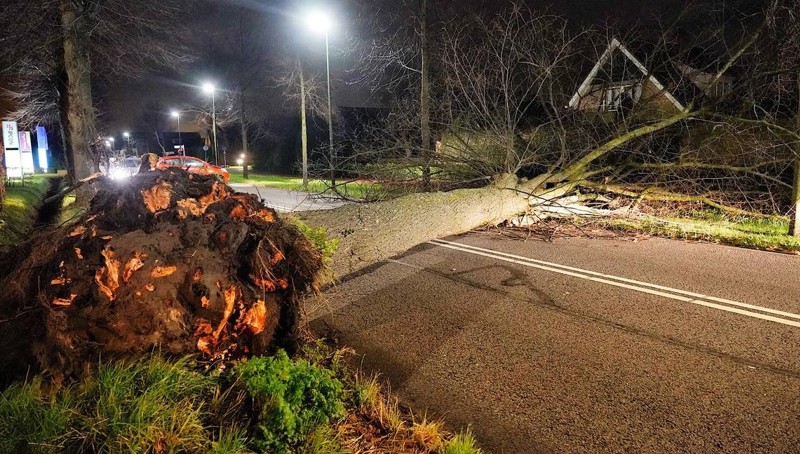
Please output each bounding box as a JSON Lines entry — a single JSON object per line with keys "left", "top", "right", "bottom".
{"left": 306, "top": 10, "right": 333, "bottom": 34}
{"left": 202, "top": 82, "right": 216, "bottom": 95}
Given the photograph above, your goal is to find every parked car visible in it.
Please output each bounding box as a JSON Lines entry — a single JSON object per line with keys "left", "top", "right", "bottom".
{"left": 109, "top": 156, "right": 142, "bottom": 180}
{"left": 156, "top": 155, "right": 230, "bottom": 182}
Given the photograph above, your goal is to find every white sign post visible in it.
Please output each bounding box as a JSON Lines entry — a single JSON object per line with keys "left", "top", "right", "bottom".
{"left": 2, "top": 121, "right": 19, "bottom": 150}
{"left": 5, "top": 148, "right": 23, "bottom": 179}
{"left": 19, "top": 131, "right": 35, "bottom": 174}
{"left": 2, "top": 121, "right": 22, "bottom": 180}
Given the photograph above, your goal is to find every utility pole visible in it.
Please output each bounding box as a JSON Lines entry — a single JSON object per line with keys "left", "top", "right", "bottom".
{"left": 300, "top": 63, "right": 309, "bottom": 189}
{"left": 420, "top": 0, "right": 432, "bottom": 191}
{"left": 790, "top": 73, "right": 800, "bottom": 237}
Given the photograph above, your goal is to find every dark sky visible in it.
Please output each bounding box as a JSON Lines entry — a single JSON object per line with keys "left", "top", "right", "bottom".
{"left": 102, "top": 0, "right": 708, "bottom": 133}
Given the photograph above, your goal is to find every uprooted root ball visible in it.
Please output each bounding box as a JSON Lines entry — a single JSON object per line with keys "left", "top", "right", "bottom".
{"left": 0, "top": 169, "right": 324, "bottom": 383}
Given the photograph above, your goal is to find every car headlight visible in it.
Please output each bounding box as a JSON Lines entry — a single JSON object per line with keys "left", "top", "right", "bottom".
{"left": 110, "top": 168, "right": 129, "bottom": 180}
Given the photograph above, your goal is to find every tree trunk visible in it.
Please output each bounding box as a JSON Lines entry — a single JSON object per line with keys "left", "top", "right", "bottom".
{"left": 0, "top": 145, "right": 5, "bottom": 211}
{"left": 300, "top": 65, "right": 308, "bottom": 189}
{"left": 60, "top": 0, "right": 97, "bottom": 202}
{"left": 301, "top": 174, "right": 531, "bottom": 278}
{"left": 790, "top": 73, "right": 800, "bottom": 237}
{"left": 420, "top": 0, "right": 432, "bottom": 191}
{"left": 240, "top": 89, "right": 249, "bottom": 179}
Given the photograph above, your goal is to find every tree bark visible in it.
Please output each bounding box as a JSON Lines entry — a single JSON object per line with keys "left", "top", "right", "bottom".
{"left": 0, "top": 145, "right": 5, "bottom": 212}
{"left": 301, "top": 174, "right": 530, "bottom": 278}
{"left": 419, "top": 0, "right": 432, "bottom": 191}
{"left": 60, "top": 0, "right": 96, "bottom": 202}
{"left": 300, "top": 64, "right": 308, "bottom": 189}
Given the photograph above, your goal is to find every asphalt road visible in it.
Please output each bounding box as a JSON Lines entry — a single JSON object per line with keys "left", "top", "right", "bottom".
{"left": 308, "top": 232, "right": 800, "bottom": 453}
{"left": 229, "top": 183, "right": 344, "bottom": 212}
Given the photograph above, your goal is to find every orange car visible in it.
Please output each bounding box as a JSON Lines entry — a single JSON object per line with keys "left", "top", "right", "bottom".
{"left": 156, "top": 155, "right": 230, "bottom": 183}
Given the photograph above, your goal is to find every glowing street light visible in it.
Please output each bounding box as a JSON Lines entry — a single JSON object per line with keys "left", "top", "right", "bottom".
{"left": 306, "top": 10, "right": 336, "bottom": 186}
{"left": 171, "top": 110, "right": 182, "bottom": 150}
{"left": 201, "top": 82, "right": 219, "bottom": 164}
{"left": 122, "top": 131, "right": 134, "bottom": 155}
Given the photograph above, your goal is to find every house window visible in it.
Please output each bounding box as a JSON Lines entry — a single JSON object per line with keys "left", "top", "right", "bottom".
{"left": 602, "top": 83, "right": 642, "bottom": 112}
{"left": 710, "top": 81, "right": 731, "bottom": 98}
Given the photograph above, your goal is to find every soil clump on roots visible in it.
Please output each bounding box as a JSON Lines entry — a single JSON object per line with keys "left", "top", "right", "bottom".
{"left": 0, "top": 169, "right": 323, "bottom": 385}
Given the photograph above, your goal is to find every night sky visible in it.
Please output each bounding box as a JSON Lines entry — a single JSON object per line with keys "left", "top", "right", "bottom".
{"left": 100, "top": 0, "right": 711, "bottom": 133}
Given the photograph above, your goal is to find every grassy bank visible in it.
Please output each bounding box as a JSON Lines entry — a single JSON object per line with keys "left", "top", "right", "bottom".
{"left": 0, "top": 176, "right": 56, "bottom": 248}
{"left": 0, "top": 345, "right": 483, "bottom": 454}
{"left": 227, "top": 171, "right": 381, "bottom": 200}
{"left": 593, "top": 211, "right": 800, "bottom": 253}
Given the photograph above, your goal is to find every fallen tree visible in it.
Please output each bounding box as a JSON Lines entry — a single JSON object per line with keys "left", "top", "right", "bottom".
{"left": 0, "top": 169, "right": 323, "bottom": 384}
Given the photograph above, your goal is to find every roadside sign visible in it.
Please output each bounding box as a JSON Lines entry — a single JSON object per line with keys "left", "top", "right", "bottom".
{"left": 5, "top": 147, "right": 22, "bottom": 179}
{"left": 19, "top": 131, "right": 34, "bottom": 174}
{"left": 2, "top": 121, "right": 19, "bottom": 149}
{"left": 36, "top": 126, "right": 48, "bottom": 151}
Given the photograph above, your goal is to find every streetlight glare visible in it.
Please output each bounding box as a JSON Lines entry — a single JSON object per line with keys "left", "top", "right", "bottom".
{"left": 123, "top": 132, "right": 130, "bottom": 138}
{"left": 202, "top": 82, "right": 216, "bottom": 94}
{"left": 171, "top": 110, "right": 180, "bottom": 118}
{"left": 108, "top": 137, "right": 115, "bottom": 142}
{"left": 306, "top": 10, "right": 333, "bottom": 33}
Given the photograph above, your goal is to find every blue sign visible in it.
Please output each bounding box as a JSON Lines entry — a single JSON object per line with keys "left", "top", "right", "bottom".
{"left": 36, "top": 126, "right": 48, "bottom": 151}
{"left": 36, "top": 126, "right": 49, "bottom": 171}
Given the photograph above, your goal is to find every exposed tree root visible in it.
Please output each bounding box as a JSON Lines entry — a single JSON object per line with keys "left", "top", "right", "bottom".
{"left": 0, "top": 169, "right": 324, "bottom": 385}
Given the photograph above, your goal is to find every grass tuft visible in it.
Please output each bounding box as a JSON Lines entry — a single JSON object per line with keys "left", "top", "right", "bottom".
{"left": 409, "top": 413, "right": 445, "bottom": 451}
{"left": 442, "top": 428, "right": 484, "bottom": 454}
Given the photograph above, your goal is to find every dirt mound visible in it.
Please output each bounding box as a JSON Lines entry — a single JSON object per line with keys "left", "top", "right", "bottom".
{"left": 0, "top": 169, "right": 323, "bottom": 384}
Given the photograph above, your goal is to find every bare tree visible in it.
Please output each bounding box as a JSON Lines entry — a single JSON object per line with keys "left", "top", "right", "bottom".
{"left": 0, "top": 0, "right": 190, "bottom": 201}
{"left": 275, "top": 58, "right": 327, "bottom": 188}
{"left": 302, "top": 0, "right": 795, "bottom": 277}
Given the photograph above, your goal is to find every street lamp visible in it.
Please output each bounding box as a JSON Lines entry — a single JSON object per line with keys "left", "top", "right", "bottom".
{"left": 306, "top": 10, "right": 335, "bottom": 186}
{"left": 171, "top": 110, "right": 182, "bottom": 152}
{"left": 202, "top": 82, "right": 218, "bottom": 165}
{"left": 123, "top": 131, "right": 133, "bottom": 156}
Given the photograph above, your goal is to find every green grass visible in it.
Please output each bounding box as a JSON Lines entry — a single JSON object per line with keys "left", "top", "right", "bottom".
{"left": 0, "top": 356, "right": 238, "bottom": 454}
{"left": 598, "top": 210, "right": 800, "bottom": 253}
{"left": 0, "top": 175, "right": 54, "bottom": 248}
{"left": 442, "top": 429, "right": 484, "bottom": 454}
{"left": 227, "top": 170, "right": 381, "bottom": 200}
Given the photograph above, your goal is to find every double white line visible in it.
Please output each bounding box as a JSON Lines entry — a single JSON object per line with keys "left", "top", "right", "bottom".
{"left": 428, "top": 239, "right": 800, "bottom": 328}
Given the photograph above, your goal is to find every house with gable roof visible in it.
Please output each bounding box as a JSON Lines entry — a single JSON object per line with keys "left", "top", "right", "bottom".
{"left": 568, "top": 38, "right": 736, "bottom": 117}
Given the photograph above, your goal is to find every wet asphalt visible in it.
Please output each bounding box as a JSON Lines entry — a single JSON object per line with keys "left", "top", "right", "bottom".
{"left": 308, "top": 232, "right": 800, "bottom": 453}
{"left": 229, "top": 183, "right": 344, "bottom": 212}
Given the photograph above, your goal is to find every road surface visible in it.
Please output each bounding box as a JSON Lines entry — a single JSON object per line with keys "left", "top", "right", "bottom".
{"left": 308, "top": 232, "right": 800, "bottom": 453}
{"left": 229, "top": 183, "right": 345, "bottom": 212}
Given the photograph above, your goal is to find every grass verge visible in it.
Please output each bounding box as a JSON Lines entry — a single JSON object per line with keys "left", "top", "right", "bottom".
{"left": 227, "top": 171, "right": 382, "bottom": 200}
{"left": 0, "top": 176, "right": 56, "bottom": 248}
{"left": 0, "top": 346, "right": 485, "bottom": 454}
{"left": 589, "top": 210, "right": 800, "bottom": 253}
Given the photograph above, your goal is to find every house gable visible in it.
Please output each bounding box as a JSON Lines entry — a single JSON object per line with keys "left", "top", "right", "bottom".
{"left": 569, "top": 38, "right": 686, "bottom": 113}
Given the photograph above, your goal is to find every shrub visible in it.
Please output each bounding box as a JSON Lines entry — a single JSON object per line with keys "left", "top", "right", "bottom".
{"left": 235, "top": 350, "right": 345, "bottom": 453}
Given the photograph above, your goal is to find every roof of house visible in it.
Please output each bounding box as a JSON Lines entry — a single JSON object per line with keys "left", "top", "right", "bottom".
{"left": 568, "top": 38, "right": 687, "bottom": 112}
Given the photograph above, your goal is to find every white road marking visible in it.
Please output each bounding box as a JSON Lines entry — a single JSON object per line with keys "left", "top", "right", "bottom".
{"left": 428, "top": 239, "right": 800, "bottom": 328}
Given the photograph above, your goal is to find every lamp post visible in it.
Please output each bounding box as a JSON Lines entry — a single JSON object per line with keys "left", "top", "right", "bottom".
{"left": 202, "top": 82, "right": 218, "bottom": 165}
{"left": 171, "top": 110, "right": 182, "bottom": 152}
{"left": 306, "top": 11, "right": 335, "bottom": 187}
{"left": 123, "top": 131, "right": 133, "bottom": 156}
